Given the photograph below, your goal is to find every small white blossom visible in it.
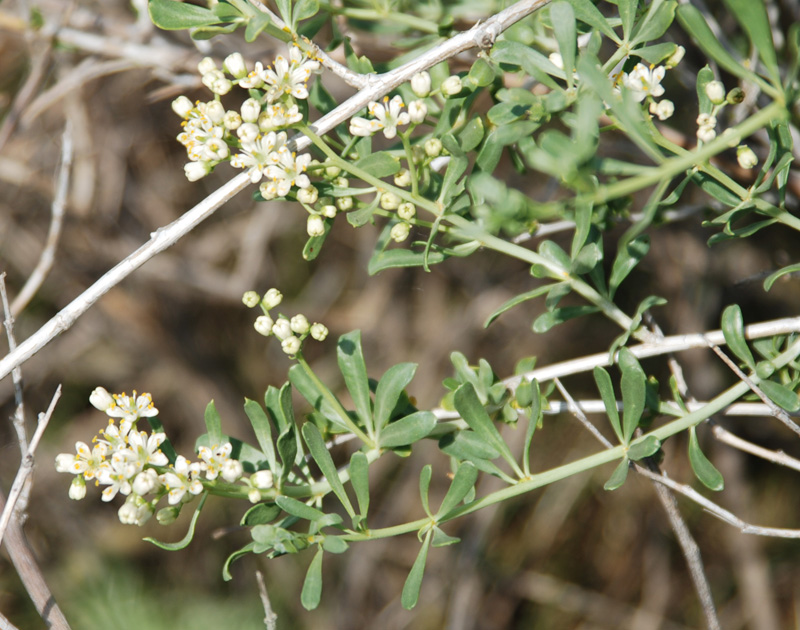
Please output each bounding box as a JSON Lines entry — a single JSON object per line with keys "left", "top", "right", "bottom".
{"left": 290, "top": 314, "right": 310, "bottom": 335}
{"left": 697, "top": 125, "right": 717, "bottom": 143}
{"left": 171, "top": 96, "right": 194, "bottom": 119}
{"left": 666, "top": 46, "right": 685, "bottom": 68}
{"left": 350, "top": 96, "right": 410, "bottom": 139}
{"left": 201, "top": 69, "right": 225, "bottom": 91}
{"left": 223, "top": 52, "right": 247, "bottom": 79}
{"left": 160, "top": 456, "right": 204, "bottom": 505}
{"left": 441, "top": 75, "right": 463, "bottom": 96}
{"left": 197, "top": 442, "right": 233, "bottom": 481}
{"left": 98, "top": 457, "right": 137, "bottom": 502}
{"left": 649, "top": 100, "right": 674, "bottom": 121}
{"left": 263, "top": 149, "right": 312, "bottom": 196}
{"left": 336, "top": 196, "right": 353, "bottom": 211}
{"left": 411, "top": 71, "right": 431, "bottom": 97}
{"left": 281, "top": 336, "right": 302, "bottom": 355}
{"left": 132, "top": 468, "right": 160, "bottom": 496}
{"left": 90, "top": 387, "right": 115, "bottom": 412}
{"left": 408, "top": 100, "right": 427, "bottom": 124}
{"left": 107, "top": 391, "right": 159, "bottom": 425}
{"left": 737, "top": 145, "right": 758, "bottom": 169}
{"left": 248, "top": 488, "right": 262, "bottom": 503}
{"left": 221, "top": 458, "right": 244, "bottom": 483}
{"left": 56, "top": 440, "right": 108, "bottom": 477}
{"left": 69, "top": 476, "right": 87, "bottom": 500}
{"left": 324, "top": 165, "right": 341, "bottom": 178}
{"left": 398, "top": 202, "right": 416, "bottom": 220}
{"left": 118, "top": 494, "right": 153, "bottom": 526}
{"left": 125, "top": 430, "right": 169, "bottom": 469}
{"left": 198, "top": 57, "right": 216, "bottom": 75}
{"left": 184, "top": 161, "right": 212, "bottom": 181}
{"left": 297, "top": 185, "right": 318, "bottom": 205}
{"left": 272, "top": 318, "right": 293, "bottom": 340}
{"left": 548, "top": 52, "right": 564, "bottom": 70}
{"left": 242, "top": 291, "right": 261, "bottom": 308}
{"left": 307, "top": 215, "right": 325, "bottom": 236}
{"left": 239, "top": 61, "right": 268, "bottom": 89}
{"left": 321, "top": 205, "right": 337, "bottom": 218}
{"left": 231, "top": 131, "right": 288, "bottom": 184}
{"left": 251, "top": 470, "right": 274, "bottom": 489}
{"left": 705, "top": 81, "right": 726, "bottom": 105}
{"left": 254, "top": 315, "right": 274, "bottom": 336}
{"left": 622, "top": 63, "right": 665, "bottom": 102}
{"left": 205, "top": 101, "right": 225, "bottom": 125}
{"left": 263, "top": 288, "right": 282, "bottom": 308}
{"left": 380, "top": 192, "right": 401, "bottom": 210}
{"left": 390, "top": 222, "right": 410, "bottom": 242}
{"left": 425, "top": 138, "right": 442, "bottom": 157}
{"left": 223, "top": 110, "right": 242, "bottom": 130}
{"left": 237, "top": 122, "right": 260, "bottom": 144}
{"left": 241, "top": 98, "right": 262, "bottom": 124}
{"left": 258, "top": 103, "right": 303, "bottom": 131}
{"left": 263, "top": 47, "right": 320, "bottom": 102}
{"left": 394, "top": 169, "right": 411, "bottom": 187}
{"left": 310, "top": 323, "right": 328, "bottom": 341}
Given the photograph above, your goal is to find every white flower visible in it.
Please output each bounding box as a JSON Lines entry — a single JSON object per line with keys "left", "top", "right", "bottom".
{"left": 705, "top": 81, "right": 726, "bottom": 105}
{"left": 441, "top": 75, "right": 463, "bottom": 96}
{"left": 242, "top": 291, "right": 261, "bottom": 308}
{"left": 56, "top": 441, "right": 108, "bottom": 479}
{"left": 157, "top": 506, "right": 180, "bottom": 525}
{"left": 697, "top": 125, "right": 717, "bottom": 143}
{"left": 411, "top": 71, "right": 431, "bottom": 97}
{"left": 197, "top": 442, "right": 233, "bottom": 481}
{"left": 336, "top": 196, "right": 353, "bottom": 211}
{"left": 622, "top": 63, "right": 665, "bottom": 102}
{"left": 548, "top": 52, "right": 564, "bottom": 70}
{"left": 297, "top": 185, "right": 318, "bottom": 204}
{"left": 132, "top": 468, "right": 160, "bottom": 496}
{"left": 223, "top": 110, "right": 241, "bottom": 130}
{"left": 398, "top": 202, "right": 416, "bottom": 220}
{"left": 201, "top": 69, "right": 225, "bottom": 91}
{"left": 224, "top": 52, "right": 247, "bottom": 79}
{"left": 263, "top": 149, "right": 312, "bottom": 197}
{"left": 98, "top": 457, "right": 137, "bottom": 502}
{"left": 126, "top": 430, "right": 169, "bottom": 469}
{"left": 666, "top": 46, "right": 685, "bottom": 68}
{"left": 96, "top": 419, "right": 130, "bottom": 452}
{"left": 231, "top": 131, "right": 288, "bottom": 183}
{"left": 251, "top": 470, "right": 274, "bottom": 489}
{"left": 737, "top": 145, "right": 758, "bottom": 169}
{"left": 408, "top": 100, "right": 427, "bottom": 124}
{"left": 696, "top": 113, "right": 716, "bottom": 127}
{"left": 118, "top": 494, "right": 153, "bottom": 526}
{"left": 263, "top": 47, "right": 320, "bottom": 102}
{"left": 171, "top": 96, "right": 194, "bottom": 119}
{"left": 241, "top": 98, "right": 262, "bottom": 123}
{"left": 394, "top": 169, "right": 411, "bottom": 187}
{"left": 649, "top": 100, "right": 674, "bottom": 121}
{"left": 248, "top": 488, "right": 262, "bottom": 503}
{"left": 90, "top": 387, "right": 115, "bottom": 412}
{"left": 310, "top": 323, "right": 328, "bottom": 341}
{"left": 263, "top": 288, "right": 282, "bottom": 308}
{"left": 321, "top": 205, "right": 337, "bottom": 218}
{"left": 349, "top": 116, "right": 382, "bottom": 137}
{"left": 380, "top": 192, "right": 401, "bottom": 210}
{"left": 69, "top": 476, "right": 87, "bottom": 500}
{"left": 272, "top": 318, "right": 293, "bottom": 340}
{"left": 254, "top": 315, "right": 274, "bottom": 336}
{"left": 424, "top": 138, "right": 442, "bottom": 157}
{"left": 290, "top": 314, "right": 309, "bottom": 335}
{"left": 198, "top": 57, "right": 216, "bottom": 75}
{"left": 239, "top": 61, "right": 268, "bottom": 89}
{"left": 107, "top": 391, "right": 159, "bottom": 425}
{"left": 160, "top": 456, "right": 204, "bottom": 505}
{"left": 258, "top": 103, "right": 303, "bottom": 131}
{"left": 221, "top": 459, "right": 244, "bottom": 483}
{"left": 369, "top": 95, "right": 410, "bottom": 139}
{"left": 205, "top": 101, "right": 225, "bottom": 125}
{"left": 390, "top": 222, "right": 410, "bottom": 242}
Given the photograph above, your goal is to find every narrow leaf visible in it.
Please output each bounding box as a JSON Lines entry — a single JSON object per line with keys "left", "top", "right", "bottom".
{"left": 204, "top": 400, "right": 223, "bottom": 446}
{"left": 302, "top": 423, "right": 355, "bottom": 517}
{"left": 627, "top": 435, "right": 661, "bottom": 461}
{"left": 759, "top": 380, "right": 800, "bottom": 412}
{"left": 337, "top": 331, "right": 373, "bottom": 436}
{"left": 148, "top": 0, "right": 221, "bottom": 29}
{"left": 374, "top": 363, "right": 418, "bottom": 435}
{"left": 436, "top": 461, "right": 478, "bottom": 518}
{"left": 721, "top": 305, "right": 755, "bottom": 369}
{"left": 688, "top": 426, "right": 724, "bottom": 491}
{"left": 550, "top": 2, "right": 577, "bottom": 88}
{"left": 619, "top": 348, "right": 646, "bottom": 444}
{"left": 145, "top": 492, "right": 207, "bottom": 550}
{"left": 300, "top": 548, "right": 324, "bottom": 611}
{"left": 401, "top": 531, "right": 432, "bottom": 610}
{"left": 604, "top": 458, "right": 629, "bottom": 491}
{"left": 419, "top": 464, "right": 432, "bottom": 517}
{"left": 244, "top": 399, "right": 276, "bottom": 474}
{"left": 594, "top": 367, "right": 623, "bottom": 443}
{"left": 353, "top": 152, "right": 401, "bottom": 177}
{"left": 349, "top": 451, "right": 369, "bottom": 522}
{"left": 379, "top": 411, "right": 436, "bottom": 448}
{"left": 289, "top": 364, "right": 351, "bottom": 432}
{"left": 276, "top": 495, "right": 326, "bottom": 522}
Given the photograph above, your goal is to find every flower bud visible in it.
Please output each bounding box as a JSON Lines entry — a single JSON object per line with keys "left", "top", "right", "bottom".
{"left": 726, "top": 87, "right": 745, "bottom": 105}
{"left": 211, "top": 78, "right": 232, "bottom": 96}
{"left": 205, "top": 100, "right": 225, "bottom": 124}
{"left": 281, "top": 336, "right": 301, "bottom": 355}
{"left": 272, "top": 319, "right": 292, "bottom": 341}
{"left": 336, "top": 196, "right": 353, "bottom": 211}
{"left": 223, "top": 52, "right": 247, "bottom": 79}
{"left": 697, "top": 125, "right": 716, "bottom": 143}
{"left": 69, "top": 476, "right": 87, "bottom": 500}
{"left": 157, "top": 505, "right": 181, "bottom": 525}
{"left": 259, "top": 181, "right": 278, "bottom": 200}
{"left": 201, "top": 69, "right": 224, "bottom": 90}
{"left": 390, "top": 222, "right": 410, "bottom": 242}
{"left": 409, "top": 100, "right": 427, "bottom": 124}
{"left": 90, "top": 387, "right": 115, "bottom": 411}
{"left": 380, "top": 192, "right": 401, "bottom": 210}
{"left": 291, "top": 314, "right": 310, "bottom": 335}
{"left": 132, "top": 469, "right": 159, "bottom": 496}
{"left": 411, "top": 71, "right": 431, "bottom": 97}
{"left": 242, "top": 291, "right": 261, "bottom": 308}
{"left": 737, "top": 145, "right": 758, "bottom": 169}
{"left": 171, "top": 96, "right": 193, "bottom": 119}
{"left": 248, "top": 488, "right": 262, "bottom": 503}
{"left": 237, "top": 122, "right": 260, "bottom": 143}
{"left": 649, "top": 100, "right": 674, "bottom": 121}
{"left": 333, "top": 176, "right": 349, "bottom": 188}
{"left": 441, "top": 75, "right": 463, "bottom": 96}
{"left": 394, "top": 169, "right": 412, "bottom": 187}
{"left": 310, "top": 323, "right": 328, "bottom": 341}
{"left": 321, "top": 205, "right": 337, "bottom": 218}
{"left": 307, "top": 215, "right": 325, "bottom": 237}
{"left": 223, "top": 110, "right": 242, "bottom": 130}
{"left": 297, "top": 185, "right": 318, "bottom": 205}
{"left": 705, "top": 81, "right": 726, "bottom": 105}
{"left": 666, "top": 45, "right": 685, "bottom": 69}
{"left": 251, "top": 470, "right": 274, "bottom": 489}
{"left": 198, "top": 57, "right": 217, "bottom": 75}
{"left": 397, "top": 202, "right": 416, "bottom": 220}
{"left": 184, "top": 161, "right": 212, "bottom": 182}
{"left": 424, "top": 138, "right": 443, "bottom": 157}
{"left": 263, "top": 288, "right": 282, "bottom": 308}
{"left": 241, "top": 98, "right": 261, "bottom": 123}
{"left": 254, "top": 315, "right": 274, "bottom": 336}
{"left": 325, "top": 165, "right": 341, "bottom": 178}
{"left": 221, "top": 459, "right": 244, "bottom": 482}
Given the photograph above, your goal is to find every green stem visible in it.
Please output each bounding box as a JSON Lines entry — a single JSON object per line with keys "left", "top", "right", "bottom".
{"left": 400, "top": 131, "right": 419, "bottom": 197}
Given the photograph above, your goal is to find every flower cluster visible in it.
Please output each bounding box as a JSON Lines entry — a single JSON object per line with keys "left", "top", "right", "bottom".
{"left": 619, "top": 62, "right": 674, "bottom": 121}
{"left": 173, "top": 47, "right": 319, "bottom": 188}
{"left": 243, "top": 288, "right": 328, "bottom": 357}
{"left": 55, "top": 388, "right": 276, "bottom": 526}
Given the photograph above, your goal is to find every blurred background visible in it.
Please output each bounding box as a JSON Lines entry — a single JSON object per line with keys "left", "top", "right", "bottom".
{"left": 1, "top": 0, "right": 800, "bottom": 628}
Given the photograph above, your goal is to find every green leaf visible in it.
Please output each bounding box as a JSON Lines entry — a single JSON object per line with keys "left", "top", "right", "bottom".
{"left": 550, "top": 1, "right": 576, "bottom": 87}
{"left": 467, "top": 58, "right": 495, "bottom": 87}
{"left": 145, "top": 492, "right": 208, "bottom": 550}
{"left": 244, "top": 12, "right": 276, "bottom": 43}
{"left": 438, "top": 154, "right": 469, "bottom": 207}
{"left": 276, "top": 495, "right": 326, "bottom": 522}
{"left": 491, "top": 41, "right": 564, "bottom": 88}
{"left": 454, "top": 383, "right": 521, "bottom": 475}
{"left": 244, "top": 399, "right": 276, "bottom": 474}
{"left": 301, "top": 548, "right": 324, "bottom": 611}
{"left": 322, "top": 535, "right": 349, "bottom": 554}
{"left": 302, "top": 216, "right": 333, "bottom": 261}
{"left": 436, "top": 461, "right": 478, "bottom": 518}
{"left": 431, "top": 526, "right": 461, "bottom": 547}
{"left": 593, "top": 367, "right": 623, "bottom": 443}
{"left": 634, "top": 42, "right": 677, "bottom": 65}
{"left": 289, "top": 364, "right": 351, "bottom": 432}
{"left": 337, "top": 331, "right": 373, "bottom": 436}
{"left": 609, "top": 235, "right": 649, "bottom": 297}
{"left": 627, "top": 435, "right": 661, "bottom": 461}
{"left": 571, "top": 242, "right": 602, "bottom": 275}
{"left": 293, "top": 0, "right": 319, "bottom": 26}
{"left": 276, "top": 424, "right": 297, "bottom": 486}
{"left": 604, "top": 458, "right": 629, "bottom": 491}
{"left": 764, "top": 263, "right": 800, "bottom": 291}
{"left": 458, "top": 116, "right": 485, "bottom": 153}
{"left": 759, "top": 380, "right": 800, "bottom": 412}
{"left": 148, "top": 0, "right": 221, "bottom": 30}
{"left": 204, "top": 400, "right": 223, "bottom": 446}
{"left": 565, "top": 0, "right": 619, "bottom": 42}
{"left": 419, "top": 464, "right": 432, "bottom": 518}
{"left": 614, "top": 0, "right": 637, "bottom": 40}
{"left": 483, "top": 285, "right": 553, "bottom": 327}
{"left": 302, "top": 423, "right": 356, "bottom": 517}
{"left": 630, "top": 0, "right": 677, "bottom": 47}
{"left": 373, "top": 363, "right": 418, "bottom": 435}
{"left": 401, "top": 531, "right": 431, "bottom": 610}
{"left": 276, "top": 0, "right": 292, "bottom": 26}
{"left": 532, "top": 306, "right": 600, "bottom": 333}
{"left": 688, "top": 426, "right": 724, "bottom": 491}
{"left": 721, "top": 0, "right": 778, "bottom": 84}
{"left": 379, "top": 411, "right": 436, "bottom": 448}
{"left": 346, "top": 194, "right": 379, "bottom": 228}
{"left": 349, "top": 451, "right": 369, "bottom": 522}
{"left": 619, "top": 348, "right": 646, "bottom": 444}
{"left": 677, "top": 5, "right": 763, "bottom": 87}
{"left": 721, "top": 305, "right": 756, "bottom": 369}
{"left": 353, "top": 152, "right": 401, "bottom": 177}
{"left": 241, "top": 503, "right": 281, "bottom": 526}
{"left": 438, "top": 430, "right": 500, "bottom": 462}
{"left": 222, "top": 542, "right": 256, "bottom": 581}
{"left": 522, "top": 379, "right": 541, "bottom": 475}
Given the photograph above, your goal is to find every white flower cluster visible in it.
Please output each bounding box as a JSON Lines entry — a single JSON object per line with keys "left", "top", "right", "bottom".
{"left": 55, "top": 388, "right": 276, "bottom": 526}
{"left": 620, "top": 63, "right": 674, "bottom": 121}
{"left": 243, "top": 288, "right": 329, "bottom": 357}
{"left": 173, "top": 47, "right": 319, "bottom": 189}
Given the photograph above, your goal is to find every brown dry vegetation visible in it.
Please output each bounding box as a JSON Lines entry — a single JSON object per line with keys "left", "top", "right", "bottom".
{"left": 1, "top": 1, "right": 800, "bottom": 629}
